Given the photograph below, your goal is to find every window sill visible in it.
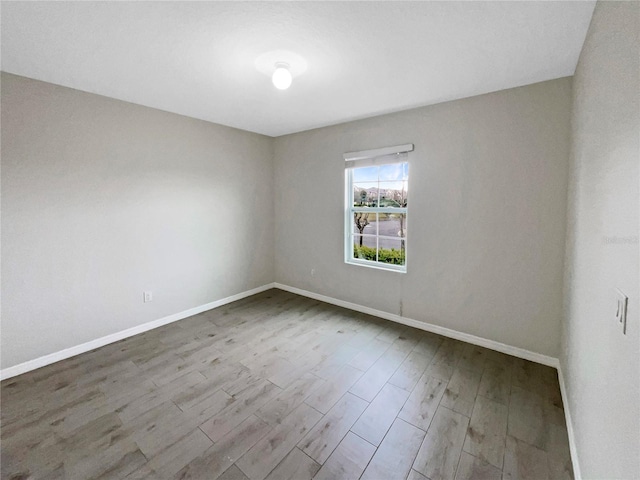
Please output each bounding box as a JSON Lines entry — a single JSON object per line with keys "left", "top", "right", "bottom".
{"left": 346, "top": 258, "right": 407, "bottom": 273}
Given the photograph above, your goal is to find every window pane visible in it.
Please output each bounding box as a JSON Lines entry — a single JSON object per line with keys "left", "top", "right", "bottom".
{"left": 402, "top": 163, "right": 409, "bottom": 180}
{"left": 352, "top": 211, "right": 375, "bottom": 235}
{"left": 378, "top": 182, "right": 407, "bottom": 207}
{"left": 399, "top": 213, "right": 407, "bottom": 238}
{"left": 379, "top": 213, "right": 407, "bottom": 238}
{"left": 353, "top": 166, "right": 378, "bottom": 182}
{"left": 353, "top": 182, "right": 379, "bottom": 207}
{"left": 353, "top": 235, "right": 377, "bottom": 261}
{"left": 377, "top": 238, "right": 405, "bottom": 266}
{"left": 401, "top": 181, "right": 408, "bottom": 206}
{"left": 378, "top": 185, "right": 401, "bottom": 207}
{"left": 379, "top": 163, "right": 404, "bottom": 181}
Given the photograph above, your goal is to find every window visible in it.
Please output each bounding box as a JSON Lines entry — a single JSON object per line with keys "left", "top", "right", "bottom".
{"left": 344, "top": 144, "right": 413, "bottom": 272}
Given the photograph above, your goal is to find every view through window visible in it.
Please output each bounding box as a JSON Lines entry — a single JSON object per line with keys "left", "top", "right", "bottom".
{"left": 346, "top": 161, "right": 408, "bottom": 271}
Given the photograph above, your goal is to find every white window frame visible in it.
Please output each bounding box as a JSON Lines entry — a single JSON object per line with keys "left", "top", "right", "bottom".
{"left": 344, "top": 144, "right": 413, "bottom": 273}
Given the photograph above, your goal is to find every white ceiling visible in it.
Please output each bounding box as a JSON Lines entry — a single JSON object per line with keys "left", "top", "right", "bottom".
{"left": 1, "top": 1, "right": 595, "bottom": 137}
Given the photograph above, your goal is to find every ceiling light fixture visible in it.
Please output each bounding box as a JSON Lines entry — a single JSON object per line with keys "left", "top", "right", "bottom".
{"left": 272, "top": 62, "right": 292, "bottom": 90}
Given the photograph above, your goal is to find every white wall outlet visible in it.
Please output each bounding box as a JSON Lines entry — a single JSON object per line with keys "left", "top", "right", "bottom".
{"left": 144, "top": 291, "right": 153, "bottom": 303}
{"left": 311, "top": 268, "right": 316, "bottom": 277}
{"left": 615, "top": 289, "right": 628, "bottom": 334}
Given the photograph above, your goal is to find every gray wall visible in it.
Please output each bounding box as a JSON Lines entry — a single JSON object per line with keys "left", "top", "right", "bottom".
{"left": 0, "top": 74, "right": 574, "bottom": 368}
{"left": 562, "top": 2, "right": 640, "bottom": 478}
{"left": 274, "top": 78, "right": 572, "bottom": 358}
{"left": 1, "top": 73, "right": 274, "bottom": 368}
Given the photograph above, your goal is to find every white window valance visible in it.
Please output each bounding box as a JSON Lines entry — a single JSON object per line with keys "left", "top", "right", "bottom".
{"left": 344, "top": 143, "right": 414, "bottom": 169}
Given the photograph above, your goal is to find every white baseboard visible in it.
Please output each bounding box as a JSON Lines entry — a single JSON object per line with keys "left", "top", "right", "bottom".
{"left": 274, "top": 283, "right": 581, "bottom": 470}
{"left": 274, "top": 283, "right": 559, "bottom": 368}
{"left": 557, "top": 365, "right": 582, "bottom": 480}
{"left": 0, "top": 283, "right": 276, "bottom": 381}
{"left": 2, "top": 281, "right": 559, "bottom": 376}
{"left": 3, "top": 280, "right": 578, "bottom": 472}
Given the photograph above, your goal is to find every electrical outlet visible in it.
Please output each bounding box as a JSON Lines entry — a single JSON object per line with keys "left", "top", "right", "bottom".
{"left": 615, "top": 289, "right": 628, "bottom": 334}
{"left": 144, "top": 291, "right": 153, "bottom": 303}
{"left": 311, "top": 268, "right": 316, "bottom": 277}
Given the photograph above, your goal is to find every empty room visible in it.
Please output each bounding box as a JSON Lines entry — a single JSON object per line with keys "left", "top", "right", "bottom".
{"left": 1, "top": 1, "right": 638, "bottom": 479}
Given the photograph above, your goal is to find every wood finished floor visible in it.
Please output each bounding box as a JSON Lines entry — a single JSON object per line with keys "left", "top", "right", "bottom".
{"left": 1, "top": 289, "right": 573, "bottom": 480}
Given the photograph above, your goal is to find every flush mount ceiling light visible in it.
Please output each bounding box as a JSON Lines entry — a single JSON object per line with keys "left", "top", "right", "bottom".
{"left": 255, "top": 50, "right": 307, "bottom": 91}
{"left": 272, "top": 62, "right": 292, "bottom": 90}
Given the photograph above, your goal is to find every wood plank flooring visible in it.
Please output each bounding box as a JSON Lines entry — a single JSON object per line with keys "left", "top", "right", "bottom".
{"left": 1, "top": 289, "right": 573, "bottom": 480}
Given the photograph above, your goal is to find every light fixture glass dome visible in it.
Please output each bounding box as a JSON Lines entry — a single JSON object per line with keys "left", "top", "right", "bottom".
{"left": 272, "top": 63, "right": 292, "bottom": 90}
